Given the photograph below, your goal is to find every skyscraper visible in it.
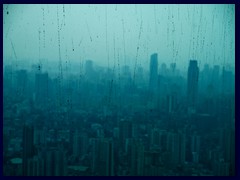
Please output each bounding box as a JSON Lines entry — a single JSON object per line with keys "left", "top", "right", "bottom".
{"left": 167, "top": 131, "right": 186, "bottom": 165}
{"left": 22, "top": 125, "right": 34, "bottom": 176}
{"left": 149, "top": 53, "right": 158, "bottom": 91}
{"left": 187, "top": 60, "right": 199, "bottom": 111}
{"left": 125, "top": 138, "right": 144, "bottom": 176}
{"left": 44, "top": 148, "right": 67, "bottom": 176}
{"left": 91, "top": 138, "right": 114, "bottom": 176}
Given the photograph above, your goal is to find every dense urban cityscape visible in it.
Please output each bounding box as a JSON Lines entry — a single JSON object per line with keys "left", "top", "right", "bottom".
{"left": 3, "top": 4, "right": 235, "bottom": 176}
{"left": 3, "top": 54, "right": 235, "bottom": 176}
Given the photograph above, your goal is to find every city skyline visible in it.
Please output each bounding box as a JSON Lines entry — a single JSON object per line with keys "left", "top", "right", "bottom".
{"left": 3, "top": 4, "right": 235, "bottom": 71}
{"left": 3, "top": 4, "right": 235, "bottom": 176}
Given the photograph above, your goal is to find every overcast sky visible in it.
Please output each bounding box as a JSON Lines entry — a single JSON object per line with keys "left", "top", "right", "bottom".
{"left": 3, "top": 4, "right": 235, "bottom": 71}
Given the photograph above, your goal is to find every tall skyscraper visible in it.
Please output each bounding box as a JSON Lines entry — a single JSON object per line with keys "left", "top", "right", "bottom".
{"left": 187, "top": 60, "right": 199, "bottom": 111}
{"left": 126, "top": 138, "right": 144, "bottom": 176}
{"left": 91, "top": 138, "right": 114, "bottom": 176}
{"left": 167, "top": 131, "right": 186, "bottom": 165}
{"left": 22, "top": 125, "right": 34, "bottom": 176}
{"left": 191, "top": 133, "right": 201, "bottom": 163}
{"left": 149, "top": 53, "right": 158, "bottom": 91}
{"left": 44, "top": 148, "right": 67, "bottom": 176}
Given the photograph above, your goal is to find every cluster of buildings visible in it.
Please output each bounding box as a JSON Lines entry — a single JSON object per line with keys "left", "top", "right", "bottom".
{"left": 3, "top": 53, "right": 235, "bottom": 176}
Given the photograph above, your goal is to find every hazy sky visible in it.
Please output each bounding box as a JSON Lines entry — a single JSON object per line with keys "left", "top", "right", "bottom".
{"left": 3, "top": 4, "right": 235, "bottom": 71}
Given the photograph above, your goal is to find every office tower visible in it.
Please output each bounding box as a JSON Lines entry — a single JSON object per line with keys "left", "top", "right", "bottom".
{"left": 219, "top": 128, "right": 235, "bottom": 175}
{"left": 45, "top": 148, "right": 67, "bottom": 176}
{"left": 119, "top": 119, "right": 133, "bottom": 147}
{"left": 149, "top": 53, "right": 158, "bottom": 91}
{"left": 22, "top": 125, "right": 34, "bottom": 176}
{"left": 91, "top": 138, "right": 114, "bottom": 176}
{"left": 187, "top": 60, "right": 199, "bottom": 111}
{"left": 191, "top": 132, "right": 201, "bottom": 163}
{"left": 125, "top": 138, "right": 144, "bottom": 176}
{"left": 27, "top": 156, "right": 44, "bottom": 176}
{"left": 167, "top": 131, "right": 186, "bottom": 166}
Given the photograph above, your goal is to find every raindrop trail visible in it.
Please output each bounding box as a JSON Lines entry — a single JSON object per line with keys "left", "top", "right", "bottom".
{"left": 154, "top": 4, "right": 157, "bottom": 34}
{"left": 57, "top": 5, "right": 63, "bottom": 113}
{"left": 10, "top": 39, "right": 17, "bottom": 60}
{"left": 72, "top": 38, "right": 75, "bottom": 51}
{"left": 63, "top": 4, "right": 66, "bottom": 26}
{"left": 122, "top": 18, "right": 126, "bottom": 66}
{"left": 105, "top": 6, "right": 109, "bottom": 69}
{"left": 85, "top": 21, "right": 92, "bottom": 42}
{"left": 38, "top": 29, "right": 41, "bottom": 64}
{"left": 42, "top": 7, "right": 46, "bottom": 48}
{"left": 78, "top": 37, "right": 83, "bottom": 47}
{"left": 133, "top": 20, "right": 143, "bottom": 84}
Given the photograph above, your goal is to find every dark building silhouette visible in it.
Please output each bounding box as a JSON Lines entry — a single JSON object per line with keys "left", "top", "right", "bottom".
{"left": 126, "top": 138, "right": 144, "bottom": 176}
{"left": 44, "top": 148, "right": 67, "bottom": 176}
{"left": 187, "top": 60, "right": 199, "bottom": 112}
{"left": 91, "top": 138, "right": 114, "bottom": 176}
{"left": 22, "top": 125, "right": 34, "bottom": 176}
{"left": 149, "top": 53, "right": 158, "bottom": 91}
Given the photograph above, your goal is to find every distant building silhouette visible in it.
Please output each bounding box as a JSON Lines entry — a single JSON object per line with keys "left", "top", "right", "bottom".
{"left": 187, "top": 60, "right": 199, "bottom": 112}
{"left": 44, "top": 148, "right": 67, "bottom": 176}
{"left": 91, "top": 138, "right": 114, "bottom": 176}
{"left": 149, "top": 53, "right": 158, "bottom": 91}
{"left": 126, "top": 138, "right": 144, "bottom": 176}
